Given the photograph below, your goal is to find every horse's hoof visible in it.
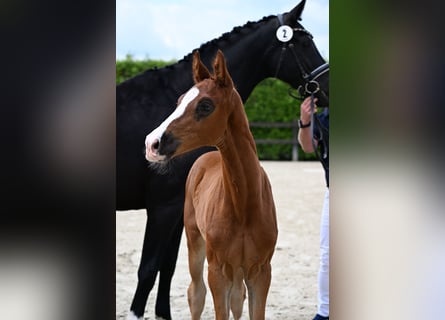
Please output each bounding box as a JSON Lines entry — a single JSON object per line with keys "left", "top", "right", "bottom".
{"left": 127, "top": 310, "right": 143, "bottom": 320}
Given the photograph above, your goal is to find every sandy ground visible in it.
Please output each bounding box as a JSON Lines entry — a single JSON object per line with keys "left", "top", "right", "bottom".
{"left": 116, "top": 161, "right": 326, "bottom": 320}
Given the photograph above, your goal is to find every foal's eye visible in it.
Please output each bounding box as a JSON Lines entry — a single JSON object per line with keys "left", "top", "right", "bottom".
{"left": 195, "top": 98, "right": 215, "bottom": 120}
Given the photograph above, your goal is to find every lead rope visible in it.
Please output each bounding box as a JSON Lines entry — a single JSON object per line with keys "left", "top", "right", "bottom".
{"left": 309, "top": 92, "right": 317, "bottom": 156}
{"left": 309, "top": 93, "right": 329, "bottom": 173}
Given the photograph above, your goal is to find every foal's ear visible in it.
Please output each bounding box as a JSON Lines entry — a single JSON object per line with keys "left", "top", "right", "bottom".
{"left": 213, "top": 50, "right": 233, "bottom": 88}
{"left": 193, "top": 51, "right": 211, "bottom": 83}
{"left": 285, "top": 0, "right": 306, "bottom": 24}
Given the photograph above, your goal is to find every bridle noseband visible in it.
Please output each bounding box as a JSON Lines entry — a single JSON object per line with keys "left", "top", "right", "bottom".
{"left": 301, "top": 62, "right": 329, "bottom": 96}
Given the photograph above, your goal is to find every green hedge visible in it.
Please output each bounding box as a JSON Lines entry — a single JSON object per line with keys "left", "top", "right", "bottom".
{"left": 116, "top": 57, "right": 318, "bottom": 160}
{"left": 244, "top": 78, "right": 317, "bottom": 161}
{"left": 116, "top": 55, "right": 177, "bottom": 84}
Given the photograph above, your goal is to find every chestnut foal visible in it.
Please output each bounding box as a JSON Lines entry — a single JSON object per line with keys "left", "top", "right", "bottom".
{"left": 145, "top": 50, "right": 278, "bottom": 320}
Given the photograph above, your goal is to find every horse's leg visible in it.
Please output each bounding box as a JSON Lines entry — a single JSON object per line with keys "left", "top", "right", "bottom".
{"left": 155, "top": 210, "right": 184, "bottom": 319}
{"left": 245, "top": 262, "right": 272, "bottom": 320}
{"left": 129, "top": 210, "right": 162, "bottom": 319}
{"left": 230, "top": 267, "right": 246, "bottom": 320}
{"left": 129, "top": 203, "right": 181, "bottom": 320}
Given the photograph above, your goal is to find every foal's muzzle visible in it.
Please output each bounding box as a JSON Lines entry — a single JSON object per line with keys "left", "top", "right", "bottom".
{"left": 145, "top": 138, "right": 166, "bottom": 162}
{"left": 145, "top": 131, "right": 181, "bottom": 163}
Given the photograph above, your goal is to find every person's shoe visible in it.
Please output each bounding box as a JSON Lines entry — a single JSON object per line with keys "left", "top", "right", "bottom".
{"left": 313, "top": 314, "right": 329, "bottom": 320}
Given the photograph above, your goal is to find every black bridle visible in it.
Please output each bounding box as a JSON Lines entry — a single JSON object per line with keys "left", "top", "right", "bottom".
{"left": 275, "top": 14, "right": 329, "bottom": 101}
{"left": 300, "top": 62, "right": 329, "bottom": 97}
{"left": 275, "top": 14, "right": 329, "bottom": 172}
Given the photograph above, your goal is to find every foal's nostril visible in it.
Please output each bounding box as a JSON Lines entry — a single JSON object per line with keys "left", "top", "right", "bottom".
{"left": 152, "top": 139, "right": 160, "bottom": 152}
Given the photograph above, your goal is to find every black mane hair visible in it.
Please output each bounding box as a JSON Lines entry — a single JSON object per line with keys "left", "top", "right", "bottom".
{"left": 164, "top": 15, "right": 276, "bottom": 70}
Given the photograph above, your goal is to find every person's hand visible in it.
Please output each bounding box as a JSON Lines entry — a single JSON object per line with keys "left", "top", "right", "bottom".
{"left": 300, "top": 96, "right": 318, "bottom": 124}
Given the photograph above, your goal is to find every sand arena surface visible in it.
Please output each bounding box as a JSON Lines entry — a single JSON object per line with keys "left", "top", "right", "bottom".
{"left": 117, "top": 161, "right": 326, "bottom": 319}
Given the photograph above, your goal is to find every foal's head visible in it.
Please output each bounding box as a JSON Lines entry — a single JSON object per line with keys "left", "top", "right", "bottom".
{"left": 145, "top": 50, "right": 240, "bottom": 163}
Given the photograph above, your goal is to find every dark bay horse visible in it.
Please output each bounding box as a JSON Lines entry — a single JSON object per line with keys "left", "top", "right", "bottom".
{"left": 117, "top": 1, "right": 328, "bottom": 319}
{"left": 146, "top": 50, "right": 278, "bottom": 320}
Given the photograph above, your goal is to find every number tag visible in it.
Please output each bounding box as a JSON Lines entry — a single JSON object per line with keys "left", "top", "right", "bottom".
{"left": 276, "top": 25, "right": 293, "bottom": 42}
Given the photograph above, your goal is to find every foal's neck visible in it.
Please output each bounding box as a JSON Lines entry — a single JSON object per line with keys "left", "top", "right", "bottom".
{"left": 216, "top": 95, "right": 262, "bottom": 217}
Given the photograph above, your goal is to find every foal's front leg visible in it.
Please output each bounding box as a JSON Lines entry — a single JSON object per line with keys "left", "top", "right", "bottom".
{"left": 185, "top": 217, "right": 207, "bottom": 320}
{"left": 245, "top": 262, "right": 272, "bottom": 320}
{"left": 207, "top": 259, "right": 232, "bottom": 320}
{"left": 186, "top": 235, "right": 206, "bottom": 320}
{"left": 230, "top": 267, "right": 246, "bottom": 320}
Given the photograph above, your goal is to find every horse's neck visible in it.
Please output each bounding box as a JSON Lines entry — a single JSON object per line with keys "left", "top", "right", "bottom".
{"left": 216, "top": 95, "right": 262, "bottom": 219}
{"left": 224, "top": 46, "right": 270, "bottom": 102}
{"left": 120, "top": 16, "right": 280, "bottom": 104}
{"left": 160, "top": 61, "right": 195, "bottom": 96}
{"left": 117, "top": 61, "right": 194, "bottom": 114}
{"left": 200, "top": 19, "right": 277, "bottom": 101}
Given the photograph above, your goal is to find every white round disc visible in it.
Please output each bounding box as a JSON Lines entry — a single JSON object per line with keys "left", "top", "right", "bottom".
{"left": 276, "top": 25, "right": 293, "bottom": 42}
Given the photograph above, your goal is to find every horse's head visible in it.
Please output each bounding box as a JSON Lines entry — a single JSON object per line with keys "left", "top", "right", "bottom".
{"left": 145, "top": 50, "right": 239, "bottom": 162}
{"left": 269, "top": 0, "right": 329, "bottom": 106}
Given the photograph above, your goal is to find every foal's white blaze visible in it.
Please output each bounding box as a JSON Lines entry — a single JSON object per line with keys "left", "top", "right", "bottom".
{"left": 145, "top": 86, "right": 199, "bottom": 162}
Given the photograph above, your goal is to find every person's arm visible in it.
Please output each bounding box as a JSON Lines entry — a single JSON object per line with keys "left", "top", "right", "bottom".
{"left": 298, "top": 97, "right": 318, "bottom": 153}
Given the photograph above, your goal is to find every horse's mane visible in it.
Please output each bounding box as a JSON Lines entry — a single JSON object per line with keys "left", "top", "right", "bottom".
{"left": 145, "top": 15, "right": 276, "bottom": 72}
{"left": 117, "top": 15, "right": 276, "bottom": 87}
{"left": 174, "top": 15, "right": 276, "bottom": 65}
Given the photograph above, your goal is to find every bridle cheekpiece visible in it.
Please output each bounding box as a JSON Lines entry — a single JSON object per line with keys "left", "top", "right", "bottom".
{"left": 275, "top": 14, "right": 328, "bottom": 99}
